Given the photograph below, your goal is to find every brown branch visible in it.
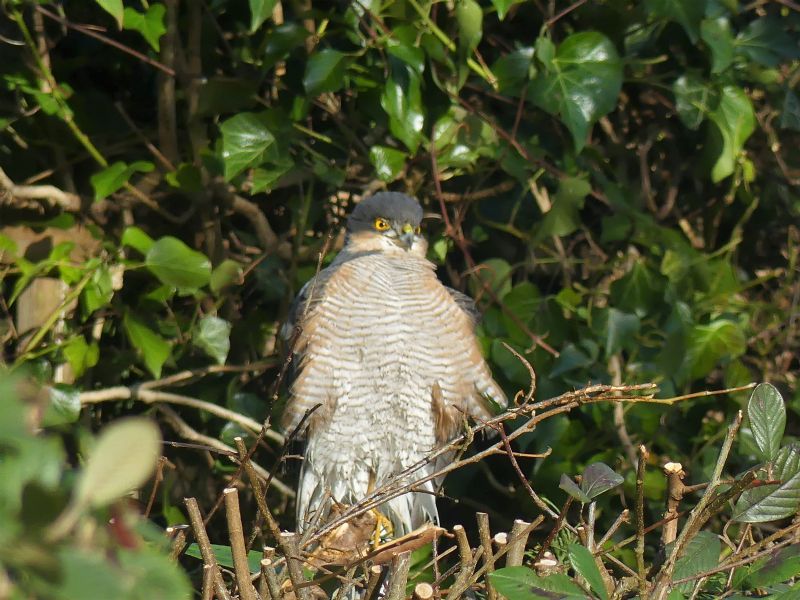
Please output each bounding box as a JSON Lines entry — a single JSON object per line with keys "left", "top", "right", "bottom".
{"left": 662, "top": 462, "right": 686, "bottom": 545}
{"left": 223, "top": 488, "right": 258, "bottom": 600}
{"left": 185, "top": 497, "right": 233, "bottom": 600}
{"left": 635, "top": 445, "right": 649, "bottom": 598}
{"left": 0, "top": 166, "right": 80, "bottom": 211}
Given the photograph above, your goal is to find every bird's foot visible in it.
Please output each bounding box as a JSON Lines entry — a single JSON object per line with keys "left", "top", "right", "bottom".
{"left": 370, "top": 508, "right": 393, "bottom": 547}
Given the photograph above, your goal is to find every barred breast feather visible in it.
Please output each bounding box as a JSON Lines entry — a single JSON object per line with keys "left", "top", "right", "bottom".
{"left": 283, "top": 248, "right": 507, "bottom": 533}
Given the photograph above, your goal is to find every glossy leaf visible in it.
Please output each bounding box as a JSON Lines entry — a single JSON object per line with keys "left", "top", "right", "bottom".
{"left": 744, "top": 544, "right": 800, "bottom": 588}
{"left": 747, "top": 383, "right": 786, "bottom": 463}
{"left": 381, "top": 61, "right": 425, "bottom": 153}
{"left": 41, "top": 385, "right": 81, "bottom": 427}
{"left": 489, "top": 567, "right": 586, "bottom": 599}
{"left": 220, "top": 112, "right": 277, "bottom": 180}
{"left": 528, "top": 32, "right": 622, "bottom": 150}
{"left": 645, "top": 0, "right": 703, "bottom": 43}
{"left": 123, "top": 312, "right": 171, "bottom": 378}
{"left": 536, "top": 176, "right": 591, "bottom": 240}
{"left": 735, "top": 17, "right": 800, "bottom": 67}
{"left": 249, "top": 0, "right": 277, "bottom": 33}
{"left": 121, "top": 226, "right": 155, "bottom": 255}
{"left": 123, "top": 5, "right": 166, "bottom": 51}
{"left": 193, "top": 316, "right": 231, "bottom": 365}
{"left": 185, "top": 543, "right": 263, "bottom": 573}
{"left": 456, "top": 0, "right": 483, "bottom": 52}
{"left": 210, "top": 259, "right": 243, "bottom": 295}
{"left": 709, "top": 86, "right": 756, "bottom": 182}
{"left": 303, "top": 49, "right": 349, "bottom": 96}
{"left": 490, "top": 0, "right": 525, "bottom": 21}
{"left": 369, "top": 145, "right": 407, "bottom": 182}
{"left": 145, "top": 236, "right": 211, "bottom": 290}
{"left": 701, "top": 18, "right": 734, "bottom": 74}
{"left": 95, "top": 0, "right": 123, "bottom": 28}
{"left": 568, "top": 543, "right": 608, "bottom": 600}
{"left": 74, "top": 417, "right": 161, "bottom": 508}
{"left": 90, "top": 161, "right": 154, "bottom": 201}
{"left": 673, "top": 73, "right": 713, "bottom": 130}
{"left": 733, "top": 445, "right": 800, "bottom": 523}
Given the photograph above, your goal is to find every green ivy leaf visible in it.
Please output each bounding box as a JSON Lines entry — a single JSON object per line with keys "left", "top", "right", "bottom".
{"left": 735, "top": 17, "right": 800, "bottom": 67}
{"left": 123, "top": 4, "right": 166, "bottom": 52}
{"left": 748, "top": 383, "right": 786, "bottom": 463}
{"left": 62, "top": 336, "right": 99, "bottom": 378}
{"left": 610, "top": 261, "right": 666, "bottom": 316}
{"left": 369, "top": 145, "right": 407, "bottom": 182}
{"left": 41, "top": 384, "right": 81, "bottom": 427}
{"left": 95, "top": 0, "right": 123, "bottom": 28}
{"left": 781, "top": 89, "right": 800, "bottom": 132}
{"left": 536, "top": 176, "right": 591, "bottom": 239}
{"left": 709, "top": 86, "right": 756, "bottom": 182}
{"left": 81, "top": 265, "right": 114, "bottom": 316}
{"left": 528, "top": 32, "right": 622, "bottom": 151}
{"left": 145, "top": 237, "right": 211, "bottom": 290}
{"left": 489, "top": 567, "right": 586, "bottom": 599}
{"left": 220, "top": 112, "right": 277, "bottom": 181}
{"left": 249, "top": 0, "right": 277, "bottom": 32}
{"left": 490, "top": 0, "right": 525, "bottom": 21}
{"left": 701, "top": 18, "right": 734, "bottom": 74}
{"left": 568, "top": 543, "right": 608, "bottom": 600}
{"left": 90, "top": 161, "right": 154, "bottom": 201}
{"left": 673, "top": 73, "right": 714, "bottom": 130}
{"left": 469, "top": 258, "right": 512, "bottom": 299}
{"left": 733, "top": 445, "right": 800, "bottom": 523}
{"left": 303, "top": 49, "right": 350, "bottom": 96}
{"left": 210, "top": 259, "right": 243, "bottom": 295}
{"left": 121, "top": 226, "right": 155, "bottom": 255}
{"left": 644, "top": 0, "right": 704, "bottom": 43}
{"left": 686, "top": 318, "right": 746, "bottom": 379}
{"left": 600, "top": 307, "right": 641, "bottom": 356}
{"left": 381, "top": 60, "right": 425, "bottom": 153}
{"left": 123, "top": 312, "right": 171, "bottom": 378}
{"left": 193, "top": 316, "right": 231, "bottom": 365}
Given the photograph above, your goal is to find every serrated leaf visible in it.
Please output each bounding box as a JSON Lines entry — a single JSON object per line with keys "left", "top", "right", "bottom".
{"left": 568, "top": 543, "right": 608, "bottom": 600}
{"left": 673, "top": 73, "right": 713, "bottom": 130}
{"left": 748, "top": 383, "right": 786, "bottom": 462}
{"left": 671, "top": 531, "right": 720, "bottom": 596}
{"left": 123, "top": 4, "right": 166, "bottom": 51}
{"left": 709, "top": 86, "right": 756, "bottom": 182}
{"left": 745, "top": 544, "right": 800, "bottom": 588}
{"left": 645, "top": 0, "right": 704, "bottom": 43}
{"left": 41, "top": 384, "right": 81, "bottom": 427}
{"left": 193, "top": 316, "right": 231, "bottom": 365}
{"left": 369, "top": 145, "right": 407, "bottom": 182}
{"left": 560, "top": 473, "right": 591, "bottom": 503}
{"left": 303, "top": 49, "right": 349, "bottom": 96}
{"left": 123, "top": 312, "right": 171, "bottom": 378}
{"left": 249, "top": 0, "right": 277, "bottom": 32}
{"left": 489, "top": 567, "right": 586, "bottom": 599}
{"left": 733, "top": 445, "right": 800, "bottom": 523}
{"left": 529, "top": 32, "right": 622, "bottom": 151}
{"left": 220, "top": 112, "right": 277, "bottom": 181}
{"left": 74, "top": 417, "right": 161, "bottom": 508}
{"left": 95, "top": 0, "right": 123, "bottom": 28}
{"left": 145, "top": 236, "right": 211, "bottom": 290}
{"left": 90, "top": 161, "right": 154, "bottom": 201}
{"left": 582, "top": 463, "right": 624, "bottom": 499}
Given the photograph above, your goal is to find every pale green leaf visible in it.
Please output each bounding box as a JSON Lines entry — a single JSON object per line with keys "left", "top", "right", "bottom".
{"left": 709, "top": 86, "right": 756, "bottom": 182}
{"left": 95, "top": 0, "right": 123, "bottom": 28}
{"left": 90, "top": 161, "right": 154, "bottom": 201}
{"left": 193, "top": 316, "right": 231, "bottom": 365}
{"left": 249, "top": 0, "right": 277, "bottom": 33}
{"left": 145, "top": 237, "right": 211, "bottom": 290}
{"left": 123, "top": 312, "right": 171, "bottom": 378}
{"left": 123, "top": 5, "right": 167, "bottom": 52}
{"left": 568, "top": 543, "right": 608, "bottom": 600}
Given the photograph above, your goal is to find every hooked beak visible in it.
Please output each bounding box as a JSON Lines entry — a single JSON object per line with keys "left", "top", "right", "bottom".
{"left": 396, "top": 223, "right": 416, "bottom": 250}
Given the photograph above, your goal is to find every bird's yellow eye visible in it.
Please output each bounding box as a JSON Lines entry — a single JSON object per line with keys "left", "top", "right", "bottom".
{"left": 374, "top": 217, "right": 390, "bottom": 231}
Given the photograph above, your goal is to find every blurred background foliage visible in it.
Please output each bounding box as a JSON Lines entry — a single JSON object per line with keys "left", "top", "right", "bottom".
{"left": 0, "top": 0, "right": 799, "bottom": 595}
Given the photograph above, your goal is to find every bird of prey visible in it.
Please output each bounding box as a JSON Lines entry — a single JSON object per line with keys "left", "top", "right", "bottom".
{"left": 282, "top": 192, "right": 507, "bottom": 537}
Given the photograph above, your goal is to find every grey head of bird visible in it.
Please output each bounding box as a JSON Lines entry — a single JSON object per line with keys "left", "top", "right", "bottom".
{"left": 345, "top": 192, "right": 426, "bottom": 254}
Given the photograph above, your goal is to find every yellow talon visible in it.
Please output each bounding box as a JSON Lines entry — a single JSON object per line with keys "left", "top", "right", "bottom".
{"left": 370, "top": 508, "right": 394, "bottom": 547}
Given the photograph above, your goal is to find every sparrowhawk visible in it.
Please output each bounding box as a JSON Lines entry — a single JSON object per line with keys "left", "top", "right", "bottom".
{"left": 283, "top": 192, "right": 507, "bottom": 536}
